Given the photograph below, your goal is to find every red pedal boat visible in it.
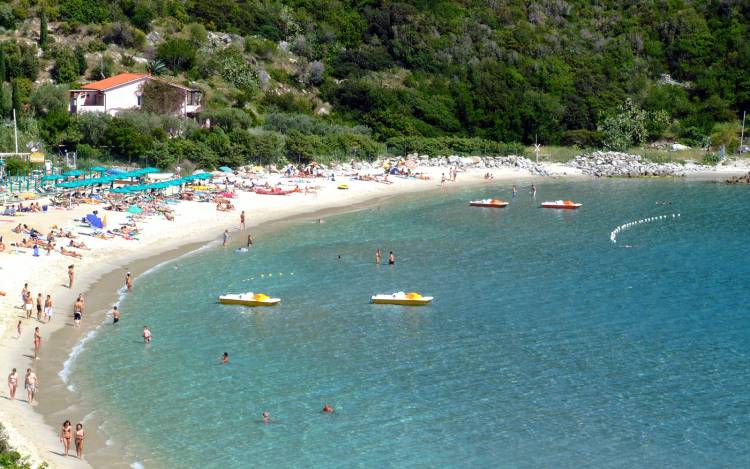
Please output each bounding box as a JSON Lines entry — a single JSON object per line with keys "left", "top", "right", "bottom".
{"left": 540, "top": 200, "right": 582, "bottom": 209}
{"left": 469, "top": 199, "right": 509, "bottom": 208}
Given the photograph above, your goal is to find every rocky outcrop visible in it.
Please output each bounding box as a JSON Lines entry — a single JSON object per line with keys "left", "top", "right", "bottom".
{"left": 567, "top": 151, "right": 708, "bottom": 177}
{"left": 400, "top": 153, "right": 551, "bottom": 176}
{"left": 727, "top": 172, "right": 750, "bottom": 184}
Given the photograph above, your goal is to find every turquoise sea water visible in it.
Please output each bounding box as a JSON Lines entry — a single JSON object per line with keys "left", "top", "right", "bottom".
{"left": 70, "top": 179, "right": 749, "bottom": 468}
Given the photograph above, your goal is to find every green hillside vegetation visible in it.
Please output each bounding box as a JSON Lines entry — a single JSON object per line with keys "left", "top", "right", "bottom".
{"left": 0, "top": 0, "right": 749, "bottom": 169}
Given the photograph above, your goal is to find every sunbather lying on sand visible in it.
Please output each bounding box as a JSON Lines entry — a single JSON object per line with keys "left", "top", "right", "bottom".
{"left": 68, "top": 240, "right": 89, "bottom": 250}
{"left": 60, "top": 246, "right": 82, "bottom": 258}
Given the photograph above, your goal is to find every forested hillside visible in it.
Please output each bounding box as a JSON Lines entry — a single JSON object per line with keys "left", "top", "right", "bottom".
{"left": 1, "top": 0, "right": 749, "bottom": 169}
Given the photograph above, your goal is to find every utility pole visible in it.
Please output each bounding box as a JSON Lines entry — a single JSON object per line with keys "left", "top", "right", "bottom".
{"left": 740, "top": 111, "right": 746, "bottom": 154}
{"left": 12, "top": 108, "right": 18, "bottom": 154}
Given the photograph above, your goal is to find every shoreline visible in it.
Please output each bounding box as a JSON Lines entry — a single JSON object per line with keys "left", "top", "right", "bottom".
{"left": 0, "top": 164, "right": 742, "bottom": 468}
{"left": 1, "top": 165, "right": 537, "bottom": 468}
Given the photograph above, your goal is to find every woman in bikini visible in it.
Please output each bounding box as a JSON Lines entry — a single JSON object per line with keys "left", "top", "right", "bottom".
{"left": 7, "top": 368, "right": 18, "bottom": 400}
{"left": 60, "top": 420, "right": 72, "bottom": 456}
{"left": 74, "top": 423, "right": 85, "bottom": 459}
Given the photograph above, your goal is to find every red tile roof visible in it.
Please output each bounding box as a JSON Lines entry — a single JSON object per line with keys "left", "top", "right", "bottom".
{"left": 82, "top": 73, "right": 149, "bottom": 91}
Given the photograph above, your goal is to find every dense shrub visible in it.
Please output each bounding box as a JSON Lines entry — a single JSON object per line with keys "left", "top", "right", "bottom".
{"left": 157, "top": 38, "right": 197, "bottom": 72}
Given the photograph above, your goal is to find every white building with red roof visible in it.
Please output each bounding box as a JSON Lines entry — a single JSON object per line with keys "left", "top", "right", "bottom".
{"left": 69, "top": 73, "right": 203, "bottom": 117}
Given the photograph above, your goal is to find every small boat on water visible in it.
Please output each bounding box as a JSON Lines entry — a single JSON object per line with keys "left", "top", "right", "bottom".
{"left": 540, "top": 200, "right": 582, "bottom": 209}
{"left": 219, "top": 292, "right": 280, "bottom": 307}
{"left": 469, "top": 199, "right": 508, "bottom": 208}
{"left": 371, "top": 292, "right": 433, "bottom": 306}
{"left": 253, "top": 187, "right": 299, "bottom": 195}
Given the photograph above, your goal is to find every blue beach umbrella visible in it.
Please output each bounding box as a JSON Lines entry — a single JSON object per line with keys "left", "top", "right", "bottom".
{"left": 219, "top": 166, "right": 233, "bottom": 173}
{"left": 127, "top": 205, "right": 143, "bottom": 214}
{"left": 41, "top": 175, "right": 65, "bottom": 181}
{"left": 90, "top": 166, "right": 107, "bottom": 173}
{"left": 63, "top": 169, "right": 85, "bottom": 177}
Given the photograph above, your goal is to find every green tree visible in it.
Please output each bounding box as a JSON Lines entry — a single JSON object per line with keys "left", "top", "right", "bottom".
{"left": 39, "top": 9, "right": 48, "bottom": 51}
{"left": 30, "top": 84, "right": 68, "bottom": 115}
{"left": 0, "top": 46, "right": 5, "bottom": 83}
{"left": 0, "top": 4, "right": 15, "bottom": 30}
{"left": 140, "top": 80, "right": 184, "bottom": 115}
{"left": 11, "top": 78, "right": 21, "bottom": 116}
{"left": 74, "top": 46, "right": 87, "bottom": 75}
{"left": 52, "top": 48, "right": 79, "bottom": 83}
{"left": 156, "top": 39, "right": 196, "bottom": 72}
{"left": 600, "top": 99, "right": 649, "bottom": 151}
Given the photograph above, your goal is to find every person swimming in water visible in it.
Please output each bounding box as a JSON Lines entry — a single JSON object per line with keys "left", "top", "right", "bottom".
{"left": 221, "top": 352, "right": 229, "bottom": 364}
{"left": 388, "top": 251, "right": 395, "bottom": 265}
{"left": 262, "top": 411, "right": 270, "bottom": 423}
{"left": 143, "top": 326, "right": 152, "bottom": 344}
{"left": 322, "top": 404, "right": 334, "bottom": 414}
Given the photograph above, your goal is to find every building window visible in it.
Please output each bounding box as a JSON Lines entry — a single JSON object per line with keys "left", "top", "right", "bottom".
{"left": 137, "top": 95, "right": 142, "bottom": 106}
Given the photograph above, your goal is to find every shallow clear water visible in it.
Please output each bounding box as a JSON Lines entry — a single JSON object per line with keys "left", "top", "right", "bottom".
{"left": 71, "top": 179, "right": 750, "bottom": 468}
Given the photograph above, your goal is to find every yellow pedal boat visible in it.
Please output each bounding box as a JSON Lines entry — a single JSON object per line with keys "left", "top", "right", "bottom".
{"left": 219, "top": 292, "right": 280, "bottom": 307}
{"left": 371, "top": 292, "right": 433, "bottom": 306}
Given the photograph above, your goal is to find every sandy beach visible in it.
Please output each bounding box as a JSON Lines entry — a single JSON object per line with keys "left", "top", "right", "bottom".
{"left": 0, "top": 163, "right": 571, "bottom": 468}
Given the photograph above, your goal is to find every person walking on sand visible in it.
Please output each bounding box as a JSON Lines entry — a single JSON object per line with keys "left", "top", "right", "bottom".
{"left": 240, "top": 211, "right": 246, "bottom": 230}
{"left": 68, "top": 265, "right": 75, "bottom": 289}
{"left": 15, "top": 320, "right": 22, "bottom": 339}
{"left": 143, "top": 326, "right": 152, "bottom": 344}
{"left": 24, "top": 368, "right": 38, "bottom": 404}
{"left": 223, "top": 229, "right": 230, "bottom": 247}
{"left": 60, "top": 420, "right": 73, "bottom": 457}
{"left": 440, "top": 173, "right": 446, "bottom": 189}
{"left": 74, "top": 423, "right": 85, "bottom": 459}
{"left": 24, "top": 294, "right": 33, "bottom": 320}
{"left": 20, "top": 283, "right": 29, "bottom": 309}
{"left": 388, "top": 251, "right": 395, "bottom": 265}
{"left": 125, "top": 272, "right": 133, "bottom": 292}
{"left": 33, "top": 327, "right": 42, "bottom": 360}
{"left": 44, "top": 295, "right": 53, "bottom": 323}
{"left": 112, "top": 306, "right": 120, "bottom": 326}
{"left": 375, "top": 249, "right": 382, "bottom": 264}
{"left": 7, "top": 368, "right": 18, "bottom": 400}
{"left": 36, "top": 293, "right": 43, "bottom": 322}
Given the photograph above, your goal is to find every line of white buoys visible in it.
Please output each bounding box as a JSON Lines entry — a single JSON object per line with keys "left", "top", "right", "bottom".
{"left": 609, "top": 213, "right": 680, "bottom": 244}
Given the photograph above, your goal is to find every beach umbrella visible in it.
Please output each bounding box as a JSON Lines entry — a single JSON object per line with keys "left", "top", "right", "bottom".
{"left": 63, "top": 169, "right": 85, "bottom": 177}
{"left": 86, "top": 214, "right": 104, "bottom": 229}
{"left": 41, "top": 175, "right": 64, "bottom": 181}
{"left": 219, "top": 166, "right": 234, "bottom": 173}
{"left": 142, "top": 167, "right": 160, "bottom": 174}
{"left": 127, "top": 205, "right": 143, "bottom": 214}
{"left": 90, "top": 166, "right": 107, "bottom": 173}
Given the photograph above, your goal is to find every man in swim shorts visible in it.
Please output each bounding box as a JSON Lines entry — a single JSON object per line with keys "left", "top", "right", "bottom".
{"left": 112, "top": 306, "right": 120, "bottom": 325}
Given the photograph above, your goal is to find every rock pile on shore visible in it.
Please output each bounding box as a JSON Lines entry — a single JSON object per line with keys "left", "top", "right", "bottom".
{"left": 726, "top": 172, "right": 750, "bottom": 184}
{"left": 567, "top": 151, "right": 695, "bottom": 177}
{"left": 399, "top": 153, "right": 550, "bottom": 176}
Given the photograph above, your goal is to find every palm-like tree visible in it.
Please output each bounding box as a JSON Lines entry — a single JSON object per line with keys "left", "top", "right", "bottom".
{"left": 146, "top": 59, "right": 167, "bottom": 76}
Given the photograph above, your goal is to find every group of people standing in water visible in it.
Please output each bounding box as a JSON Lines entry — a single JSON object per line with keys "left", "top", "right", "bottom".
{"left": 374, "top": 249, "right": 395, "bottom": 265}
